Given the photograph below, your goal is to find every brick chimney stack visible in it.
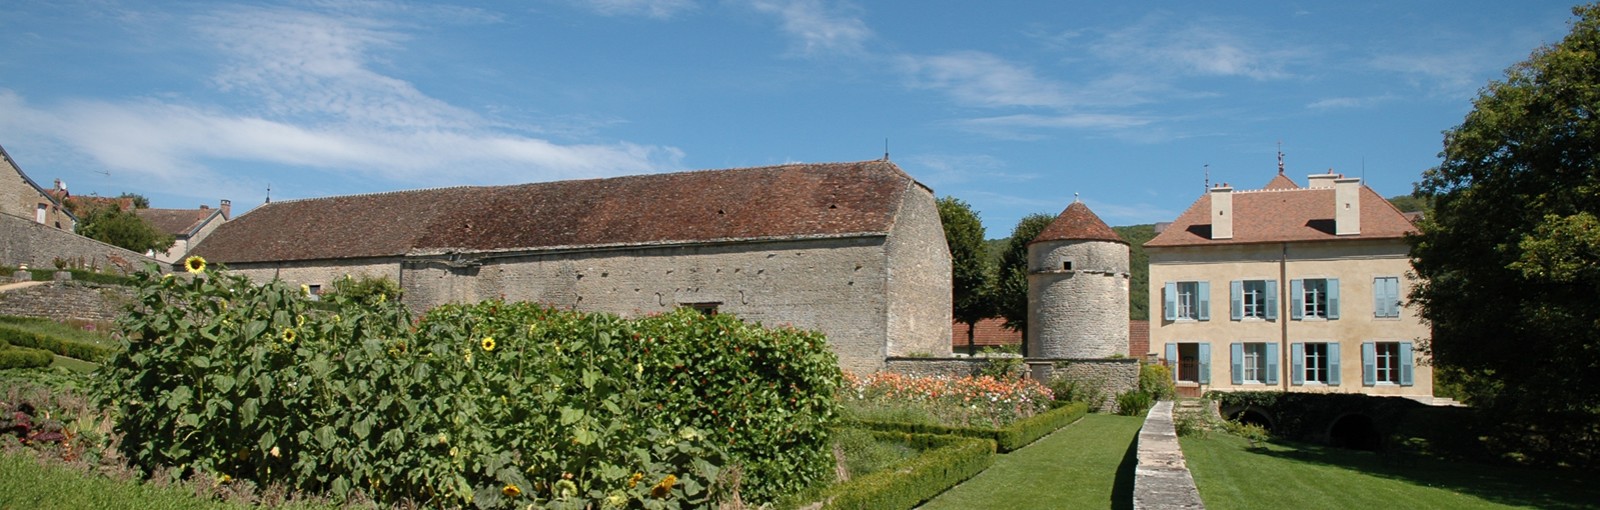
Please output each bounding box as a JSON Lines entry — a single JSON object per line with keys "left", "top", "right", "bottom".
{"left": 220, "top": 199, "right": 232, "bottom": 220}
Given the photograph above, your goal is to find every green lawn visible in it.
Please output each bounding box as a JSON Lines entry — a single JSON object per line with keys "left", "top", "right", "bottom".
{"left": 0, "top": 452, "right": 339, "bottom": 510}
{"left": 921, "top": 414, "right": 1144, "bottom": 510}
{"left": 1184, "top": 432, "right": 1600, "bottom": 510}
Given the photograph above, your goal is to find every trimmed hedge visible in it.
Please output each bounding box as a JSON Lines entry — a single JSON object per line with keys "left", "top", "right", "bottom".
{"left": 0, "top": 327, "right": 112, "bottom": 362}
{"left": 822, "top": 432, "right": 996, "bottom": 510}
{"left": 846, "top": 402, "right": 1088, "bottom": 452}
{"left": 16, "top": 268, "right": 137, "bottom": 286}
{"left": 0, "top": 341, "right": 53, "bottom": 369}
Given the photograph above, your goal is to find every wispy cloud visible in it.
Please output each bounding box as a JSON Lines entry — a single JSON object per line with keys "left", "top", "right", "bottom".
{"left": 1370, "top": 52, "right": 1494, "bottom": 98}
{"left": 1306, "top": 94, "right": 1395, "bottom": 110}
{"left": 898, "top": 51, "right": 1072, "bottom": 108}
{"left": 902, "top": 153, "right": 1038, "bottom": 189}
{"left": 0, "top": 4, "right": 683, "bottom": 202}
{"left": 571, "top": 0, "right": 697, "bottom": 19}
{"left": 1092, "top": 15, "right": 1302, "bottom": 80}
{"left": 749, "top": 0, "right": 871, "bottom": 56}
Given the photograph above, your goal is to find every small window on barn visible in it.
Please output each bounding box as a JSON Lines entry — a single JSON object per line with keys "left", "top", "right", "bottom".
{"left": 685, "top": 302, "right": 720, "bottom": 316}
{"left": 307, "top": 284, "right": 322, "bottom": 301}
{"left": 1063, "top": 260, "right": 1073, "bottom": 271}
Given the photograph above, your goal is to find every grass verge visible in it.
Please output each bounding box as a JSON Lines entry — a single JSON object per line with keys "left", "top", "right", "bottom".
{"left": 1183, "top": 431, "right": 1600, "bottom": 510}
{"left": 0, "top": 451, "right": 229, "bottom": 510}
{"left": 920, "top": 413, "right": 1144, "bottom": 510}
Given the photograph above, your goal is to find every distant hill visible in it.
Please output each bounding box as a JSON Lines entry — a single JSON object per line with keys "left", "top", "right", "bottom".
{"left": 984, "top": 223, "right": 1156, "bottom": 321}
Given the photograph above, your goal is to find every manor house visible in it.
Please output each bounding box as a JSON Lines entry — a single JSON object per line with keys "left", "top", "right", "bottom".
{"left": 191, "top": 160, "right": 952, "bottom": 372}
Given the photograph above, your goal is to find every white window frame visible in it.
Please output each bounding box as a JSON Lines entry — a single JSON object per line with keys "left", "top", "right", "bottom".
{"left": 1242, "top": 343, "right": 1266, "bottom": 384}
{"left": 1304, "top": 342, "right": 1328, "bottom": 384}
{"left": 1242, "top": 280, "right": 1267, "bottom": 319}
{"left": 1374, "top": 342, "right": 1399, "bottom": 384}
{"left": 1176, "top": 281, "right": 1199, "bottom": 320}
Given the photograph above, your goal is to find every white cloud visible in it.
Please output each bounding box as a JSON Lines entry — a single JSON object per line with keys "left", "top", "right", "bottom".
{"left": 898, "top": 51, "right": 1072, "bottom": 108}
{"left": 1306, "top": 94, "right": 1395, "bottom": 110}
{"left": 1370, "top": 53, "right": 1491, "bottom": 98}
{"left": 749, "top": 0, "right": 871, "bottom": 56}
{"left": 573, "top": 0, "right": 697, "bottom": 19}
{"left": 1092, "top": 17, "right": 1299, "bottom": 80}
{"left": 902, "top": 153, "right": 1038, "bottom": 189}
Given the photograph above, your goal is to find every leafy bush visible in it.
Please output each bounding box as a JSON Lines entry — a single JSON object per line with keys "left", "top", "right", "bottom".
{"left": 821, "top": 433, "right": 995, "bottom": 510}
{"left": 97, "top": 263, "right": 843, "bottom": 508}
{"left": 324, "top": 274, "right": 402, "bottom": 305}
{"left": 1047, "top": 368, "right": 1110, "bottom": 412}
{"left": 0, "top": 327, "right": 114, "bottom": 362}
{"left": 1173, "top": 410, "right": 1209, "bottom": 438}
{"left": 0, "top": 345, "right": 53, "bottom": 369}
{"left": 1222, "top": 420, "right": 1268, "bottom": 446}
{"left": 1138, "top": 363, "right": 1176, "bottom": 401}
{"left": 833, "top": 428, "right": 918, "bottom": 479}
{"left": 976, "top": 346, "right": 1024, "bottom": 380}
{"left": 1115, "top": 391, "right": 1153, "bottom": 416}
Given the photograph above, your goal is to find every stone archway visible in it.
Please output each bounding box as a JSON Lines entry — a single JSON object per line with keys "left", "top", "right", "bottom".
{"left": 1220, "top": 404, "right": 1276, "bottom": 432}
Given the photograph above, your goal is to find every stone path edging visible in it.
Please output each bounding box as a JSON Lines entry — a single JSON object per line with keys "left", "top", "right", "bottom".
{"left": 1132, "top": 400, "right": 1205, "bottom": 510}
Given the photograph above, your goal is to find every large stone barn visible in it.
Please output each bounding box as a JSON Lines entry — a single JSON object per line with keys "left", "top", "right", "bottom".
{"left": 191, "top": 160, "right": 952, "bottom": 372}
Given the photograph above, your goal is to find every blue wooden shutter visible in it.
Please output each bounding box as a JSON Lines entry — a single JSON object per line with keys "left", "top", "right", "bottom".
{"left": 1328, "top": 342, "right": 1342, "bottom": 386}
{"left": 1165, "top": 343, "right": 1178, "bottom": 381}
{"left": 1164, "top": 282, "right": 1177, "bottom": 321}
{"left": 1231, "top": 342, "right": 1244, "bottom": 384}
{"left": 1197, "top": 281, "right": 1211, "bottom": 321}
{"left": 1198, "top": 343, "right": 1212, "bottom": 384}
{"left": 1265, "top": 280, "right": 1279, "bottom": 320}
{"left": 1265, "top": 343, "right": 1280, "bottom": 384}
{"left": 1327, "top": 278, "right": 1341, "bottom": 319}
{"left": 1231, "top": 281, "right": 1244, "bottom": 321}
{"left": 1400, "top": 342, "right": 1415, "bottom": 386}
{"left": 1362, "top": 342, "right": 1376, "bottom": 386}
{"left": 1290, "top": 279, "right": 1304, "bottom": 320}
{"left": 1374, "top": 278, "right": 1391, "bottom": 317}
{"left": 1290, "top": 343, "right": 1304, "bottom": 385}
{"left": 1386, "top": 278, "right": 1401, "bottom": 317}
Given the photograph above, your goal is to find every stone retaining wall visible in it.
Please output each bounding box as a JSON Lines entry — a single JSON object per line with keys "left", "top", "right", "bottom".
{"left": 0, "top": 212, "right": 162, "bottom": 275}
{"left": 0, "top": 281, "right": 133, "bottom": 322}
{"left": 1133, "top": 400, "right": 1205, "bottom": 510}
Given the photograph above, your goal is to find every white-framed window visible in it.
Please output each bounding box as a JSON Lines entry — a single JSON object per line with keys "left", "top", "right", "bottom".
{"left": 1373, "top": 276, "right": 1401, "bottom": 318}
{"left": 1290, "top": 278, "right": 1340, "bottom": 320}
{"left": 1362, "top": 341, "right": 1414, "bottom": 386}
{"left": 1230, "top": 342, "right": 1278, "bottom": 385}
{"left": 1230, "top": 280, "right": 1278, "bottom": 320}
{"left": 1291, "top": 342, "right": 1341, "bottom": 386}
{"left": 36, "top": 203, "right": 48, "bottom": 223}
{"left": 1163, "top": 281, "right": 1211, "bottom": 321}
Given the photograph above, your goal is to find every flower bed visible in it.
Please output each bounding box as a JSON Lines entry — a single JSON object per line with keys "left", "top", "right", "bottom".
{"left": 841, "top": 372, "right": 1054, "bottom": 429}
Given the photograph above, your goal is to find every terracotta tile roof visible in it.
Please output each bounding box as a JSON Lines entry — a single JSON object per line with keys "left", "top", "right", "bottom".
{"left": 136, "top": 208, "right": 218, "bottom": 237}
{"left": 1030, "top": 201, "right": 1126, "bottom": 245}
{"left": 951, "top": 318, "right": 1021, "bottom": 349}
{"left": 1263, "top": 173, "right": 1300, "bottom": 190}
{"left": 1144, "top": 177, "right": 1416, "bottom": 248}
{"left": 1129, "top": 319, "right": 1149, "bottom": 357}
{"left": 194, "top": 160, "right": 915, "bottom": 264}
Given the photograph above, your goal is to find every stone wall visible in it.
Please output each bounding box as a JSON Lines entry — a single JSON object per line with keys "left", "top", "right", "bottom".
{"left": 1, "top": 151, "right": 74, "bottom": 230}
{"left": 882, "top": 182, "right": 954, "bottom": 358}
{"left": 1028, "top": 239, "right": 1130, "bottom": 358}
{"left": 1035, "top": 358, "right": 1141, "bottom": 412}
{"left": 0, "top": 213, "right": 161, "bottom": 275}
{"left": 0, "top": 281, "right": 134, "bottom": 322}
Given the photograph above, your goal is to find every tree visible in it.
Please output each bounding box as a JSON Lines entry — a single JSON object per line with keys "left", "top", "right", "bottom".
{"left": 938, "top": 197, "right": 993, "bottom": 353}
{"left": 1411, "top": 3, "right": 1600, "bottom": 438}
{"left": 118, "top": 192, "right": 151, "bottom": 209}
{"left": 1112, "top": 224, "right": 1157, "bottom": 321}
{"left": 993, "top": 213, "right": 1054, "bottom": 355}
{"left": 73, "top": 201, "right": 173, "bottom": 254}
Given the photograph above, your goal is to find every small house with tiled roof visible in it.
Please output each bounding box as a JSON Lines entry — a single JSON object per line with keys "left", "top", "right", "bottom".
{"left": 137, "top": 201, "right": 231, "bottom": 264}
{"left": 1026, "top": 200, "right": 1130, "bottom": 358}
{"left": 0, "top": 143, "right": 75, "bottom": 231}
{"left": 191, "top": 160, "right": 952, "bottom": 372}
{"left": 1145, "top": 170, "right": 1432, "bottom": 400}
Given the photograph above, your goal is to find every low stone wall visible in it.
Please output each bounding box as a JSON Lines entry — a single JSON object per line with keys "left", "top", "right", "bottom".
{"left": 882, "top": 356, "right": 1022, "bottom": 378}
{"left": 1034, "top": 358, "right": 1141, "bottom": 412}
{"left": 0, "top": 281, "right": 134, "bottom": 322}
{"left": 0, "top": 212, "right": 162, "bottom": 275}
{"left": 1133, "top": 401, "right": 1205, "bottom": 510}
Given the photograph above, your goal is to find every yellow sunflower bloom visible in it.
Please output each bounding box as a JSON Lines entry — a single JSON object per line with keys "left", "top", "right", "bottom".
{"left": 481, "top": 337, "right": 496, "bottom": 351}
{"left": 651, "top": 474, "right": 677, "bottom": 498}
{"left": 281, "top": 328, "right": 297, "bottom": 344}
{"left": 184, "top": 256, "right": 207, "bottom": 274}
{"left": 502, "top": 484, "right": 522, "bottom": 498}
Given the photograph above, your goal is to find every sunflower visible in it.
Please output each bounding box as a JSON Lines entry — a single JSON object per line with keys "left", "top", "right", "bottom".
{"left": 650, "top": 474, "right": 677, "bottom": 498}
{"left": 627, "top": 472, "right": 643, "bottom": 488}
{"left": 281, "top": 328, "right": 297, "bottom": 344}
{"left": 502, "top": 484, "right": 522, "bottom": 498}
{"left": 481, "top": 337, "right": 496, "bottom": 351}
{"left": 184, "top": 255, "right": 207, "bottom": 274}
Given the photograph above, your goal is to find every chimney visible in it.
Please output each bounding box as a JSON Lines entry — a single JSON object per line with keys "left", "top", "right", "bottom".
{"left": 1209, "top": 183, "right": 1233, "bottom": 240}
{"left": 1307, "top": 170, "right": 1338, "bottom": 189}
{"left": 220, "top": 199, "right": 232, "bottom": 220}
{"left": 1335, "top": 177, "right": 1361, "bottom": 235}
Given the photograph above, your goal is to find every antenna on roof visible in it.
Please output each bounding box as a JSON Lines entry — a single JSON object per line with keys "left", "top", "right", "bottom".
{"left": 1204, "top": 164, "right": 1210, "bottom": 192}
{"left": 1277, "top": 141, "right": 1285, "bottom": 175}
{"left": 265, "top": 184, "right": 271, "bottom": 204}
{"left": 883, "top": 138, "right": 890, "bottom": 161}
{"left": 1361, "top": 156, "right": 1366, "bottom": 181}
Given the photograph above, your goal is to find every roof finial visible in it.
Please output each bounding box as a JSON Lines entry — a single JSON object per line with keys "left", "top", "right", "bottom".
{"left": 1277, "top": 141, "right": 1285, "bottom": 175}
{"left": 1074, "top": 192, "right": 1080, "bottom": 203}
{"left": 883, "top": 138, "right": 890, "bottom": 161}
{"left": 265, "top": 183, "right": 271, "bottom": 204}
{"left": 1203, "top": 163, "right": 1210, "bottom": 192}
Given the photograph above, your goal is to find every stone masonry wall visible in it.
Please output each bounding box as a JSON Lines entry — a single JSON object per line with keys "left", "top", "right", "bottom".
{"left": 1038, "top": 358, "right": 1141, "bottom": 412}
{"left": 883, "top": 182, "right": 954, "bottom": 358}
{"left": 0, "top": 281, "right": 134, "bottom": 322}
{"left": 1028, "top": 239, "right": 1130, "bottom": 358}
{"left": 0, "top": 213, "right": 162, "bottom": 275}
{"left": 1, "top": 153, "right": 74, "bottom": 230}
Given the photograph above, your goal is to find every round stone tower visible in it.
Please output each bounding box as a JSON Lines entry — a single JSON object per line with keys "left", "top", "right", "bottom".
{"left": 1026, "top": 200, "right": 1130, "bottom": 358}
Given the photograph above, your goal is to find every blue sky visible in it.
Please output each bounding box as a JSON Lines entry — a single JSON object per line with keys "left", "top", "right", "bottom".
{"left": 0, "top": 1, "right": 1581, "bottom": 236}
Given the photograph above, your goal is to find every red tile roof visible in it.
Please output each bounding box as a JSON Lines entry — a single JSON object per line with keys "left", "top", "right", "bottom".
{"left": 951, "top": 318, "right": 1021, "bottom": 349}
{"left": 1030, "top": 201, "right": 1126, "bottom": 245}
{"left": 1144, "top": 176, "right": 1416, "bottom": 248}
{"left": 1129, "top": 319, "right": 1149, "bottom": 357}
{"left": 194, "top": 160, "right": 917, "bottom": 263}
{"left": 1262, "top": 173, "right": 1300, "bottom": 190}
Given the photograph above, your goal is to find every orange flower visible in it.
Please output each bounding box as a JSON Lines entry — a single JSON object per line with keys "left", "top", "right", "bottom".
{"left": 650, "top": 474, "right": 677, "bottom": 498}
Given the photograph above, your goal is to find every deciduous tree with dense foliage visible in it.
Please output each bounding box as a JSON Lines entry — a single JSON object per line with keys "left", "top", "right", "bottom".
{"left": 73, "top": 202, "right": 173, "bottom": 254}
{"left": 939, "top": 197, "right": 993, "bottom": 353}
{"left": 993, "top": 213, "right": 1054, "bottom": 355}
{"left": 1411, "top": 3, "right": 1600, "bottom": 464}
